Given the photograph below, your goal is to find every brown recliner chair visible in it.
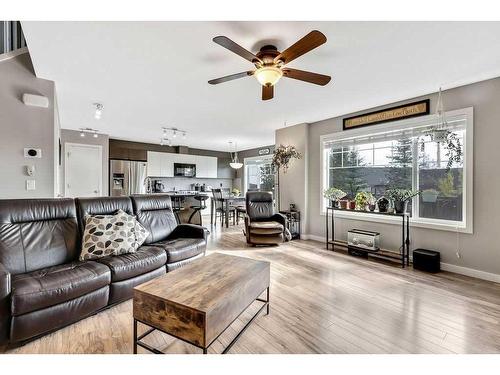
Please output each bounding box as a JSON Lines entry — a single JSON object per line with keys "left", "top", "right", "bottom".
{"left": 244, "top": 191, "right": 286, "bottom": 246}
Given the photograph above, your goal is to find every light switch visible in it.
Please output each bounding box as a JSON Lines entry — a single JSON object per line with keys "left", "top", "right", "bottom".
{"left": 26, "top": 180, "right": 36, "bottom": 191}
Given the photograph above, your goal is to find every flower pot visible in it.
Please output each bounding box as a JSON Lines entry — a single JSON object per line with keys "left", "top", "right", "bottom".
{"left": 330, "top": 200, "right": 339, "bottom": 208}
{"left": 368, "top": 204, "right": 376, "bottom": 212}
{"left": 394, "top": 199, "right": 407, "bottom": 214}
{"left": 339, "top": 200, "right": 348, "bottom": 209}
{"left": 377, "top": 197, "right": 389, "bottom": 213}
{"left": 348, "top": 201, "right": 356, "bottom": 210}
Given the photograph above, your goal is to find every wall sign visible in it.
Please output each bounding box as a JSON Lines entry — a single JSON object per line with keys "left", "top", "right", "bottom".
{"left": 258, "top": 148, "right": 271, "bottom": 156}
{"left": 343, "top": 99, "right": 430, "bottom": 130}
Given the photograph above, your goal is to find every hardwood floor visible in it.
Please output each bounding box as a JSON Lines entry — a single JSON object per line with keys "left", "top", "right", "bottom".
{"left": 6, "top": 223, "right": 500, "bottom": 354}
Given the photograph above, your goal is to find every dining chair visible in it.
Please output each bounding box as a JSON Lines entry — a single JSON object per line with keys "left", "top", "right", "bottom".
{"left": 212, "top": 188, "right": 236, "bottom": 226}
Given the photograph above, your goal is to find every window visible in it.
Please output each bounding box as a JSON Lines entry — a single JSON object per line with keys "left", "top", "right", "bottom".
{"left": 321, "top": 108, "right": 473, "bottom": 232}
{"left": 244, "top": 155, "right": 275, "bottom": 193}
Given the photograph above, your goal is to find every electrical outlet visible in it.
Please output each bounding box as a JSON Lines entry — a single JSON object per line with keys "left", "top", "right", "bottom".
{"left": 26, "top": 180, "right": 36, "bottom": 191}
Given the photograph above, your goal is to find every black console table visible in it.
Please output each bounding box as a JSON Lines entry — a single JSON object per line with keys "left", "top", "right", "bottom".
{"left": 279, "top": 210, "right": 301, "bottom": 240}
{"left": 325, "top": 207, "right": 410, "bottom": 268}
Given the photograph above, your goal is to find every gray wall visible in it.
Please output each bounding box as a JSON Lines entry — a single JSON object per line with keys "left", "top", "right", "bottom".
{"left": 305, "top": 77, "right": 500, "bottom": 276}
{"left": 0, "top": 51, "right": 56, "bottom": 198}
{"left": 276, "top": 124, "right": 308, "bottom": 232}
{"left": 60, "top": 129, "right": 109, "bottom": 196}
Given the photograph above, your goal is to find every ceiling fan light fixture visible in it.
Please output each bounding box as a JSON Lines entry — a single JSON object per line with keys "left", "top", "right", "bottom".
{"left": 255, "top": 66, "right": 283, "bottom": 87}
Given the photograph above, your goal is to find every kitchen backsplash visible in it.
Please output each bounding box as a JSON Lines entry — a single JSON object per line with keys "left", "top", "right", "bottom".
{"left": 150, "top": 177, "right": 233, "bottom": 191}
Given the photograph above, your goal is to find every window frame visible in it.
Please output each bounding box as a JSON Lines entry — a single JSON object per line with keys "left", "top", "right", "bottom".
{"left": 243, "top": 154, "right": 274, "bottom": 195}
{"left": 320, "top": 107, "right": 474, "bottom": 234}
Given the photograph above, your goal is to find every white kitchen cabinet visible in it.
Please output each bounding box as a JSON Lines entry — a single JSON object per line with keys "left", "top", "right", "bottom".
{"left": 195, "top": 155, "right": 217, "bottom": 178}
{"left": 147, "top": 152, "right": 217, "bottom": 178}
{"left": 161, "top": 153, "right": 174, "bottom": 177}
{"left": 147, "top": 151, "right": 162, "bottom": 177}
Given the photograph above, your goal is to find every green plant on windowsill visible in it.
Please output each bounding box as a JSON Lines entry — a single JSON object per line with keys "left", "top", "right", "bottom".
{"left": 354, "top": 191, "right": 374, "bottom": 210}
{"left": 323, "top": 187, "right": 347, "bottom": 207}
{"left": 385, "top": 189, "right": 420, "bottom": 214}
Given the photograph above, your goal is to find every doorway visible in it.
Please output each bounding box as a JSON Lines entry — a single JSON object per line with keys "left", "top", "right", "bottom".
{"left": 64, "top": 143, "right": 103, "bottom": 197}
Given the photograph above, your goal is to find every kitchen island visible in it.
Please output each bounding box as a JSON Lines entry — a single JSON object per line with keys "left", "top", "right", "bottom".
{"left": 160, "top": 191, "right": 210, "bottom": 225}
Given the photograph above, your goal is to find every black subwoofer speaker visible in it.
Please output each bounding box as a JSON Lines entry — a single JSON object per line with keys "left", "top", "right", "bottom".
{"left": 413, "top": 248, "right": 440, "bottom": 273}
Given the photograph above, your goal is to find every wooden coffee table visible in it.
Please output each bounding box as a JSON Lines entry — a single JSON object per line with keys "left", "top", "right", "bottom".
{"left": 133, "top": 252, "right": 270, "bottom": 354}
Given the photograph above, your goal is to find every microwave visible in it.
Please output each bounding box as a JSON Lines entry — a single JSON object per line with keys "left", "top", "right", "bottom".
{"left": 174, "top": 163, "right": 196, "bottom": 177}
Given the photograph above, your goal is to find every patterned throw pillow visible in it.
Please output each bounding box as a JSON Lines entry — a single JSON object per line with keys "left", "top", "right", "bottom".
{"left": 132, "top": 219, "right": 149, "bottom": 250}
{"left": 80, "top": 209, "right": 137, "bottom": 260}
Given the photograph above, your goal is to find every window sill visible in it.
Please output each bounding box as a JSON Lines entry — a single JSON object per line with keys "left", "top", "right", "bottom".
{"left": 321, "top": 209, "right": 472, "bottom": 234}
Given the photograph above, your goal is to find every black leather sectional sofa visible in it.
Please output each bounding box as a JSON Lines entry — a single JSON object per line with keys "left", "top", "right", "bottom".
{"left": 0, "top": 194, "right": 207, "bottom": 347}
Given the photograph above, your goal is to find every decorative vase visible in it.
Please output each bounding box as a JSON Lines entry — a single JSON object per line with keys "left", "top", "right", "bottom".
{"left": 339, "top": 200, "right": 348, "bottom": 209}
{"left": 377, "top": 197, "right": 389, "bottom": 213}
{"left": 368, "top": 204, "right": 376, "bottom": 212}
{"left": 348, "top": 201, "right": 356, "bottom": 210}
{"left": 394, "top": 199, "right": 407, "bottom": 214}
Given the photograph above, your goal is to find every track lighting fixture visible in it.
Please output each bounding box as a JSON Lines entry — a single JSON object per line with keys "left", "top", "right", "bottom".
{"left": 93, "top": 103, "right": 103, "bottom": 120}
{"left": 78, "top": 128, "right": 99, "bottom": 138}
{"left": 160, "top": 127, "right": 188, "bottom": 145}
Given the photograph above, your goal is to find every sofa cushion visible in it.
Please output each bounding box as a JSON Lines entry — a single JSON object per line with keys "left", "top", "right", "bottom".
{"left": 155, "top": 238, "right": 206, "bottom": 263}
{"left": 0, "top": 198, "right": 79, "bottom": 275}
{"left": 76, "top": 196, "right": 133, "bottom": 237}
{"left": 130, "top": 195, "right": 178, "bottom": 244}
{"left": 96, "top": 245, "right": 166, "bottom": 282}
{"left": 80, "top": 209, "right": 138, "bottom": 260}
{"left": 11, "top": 261, "right": 110, "bottom": 316}
{"left": 249, "top": 221, "right": 284, "bottom": 234}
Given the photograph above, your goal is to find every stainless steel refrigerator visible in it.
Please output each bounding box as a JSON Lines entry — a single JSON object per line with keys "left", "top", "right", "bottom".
{"left": 110, "top": 160, "right": 148, "bottom": 196}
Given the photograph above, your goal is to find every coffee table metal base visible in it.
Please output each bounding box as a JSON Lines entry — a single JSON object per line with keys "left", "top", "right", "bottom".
{"left": 133, "top": 288, "right": 270, "bottom": 354}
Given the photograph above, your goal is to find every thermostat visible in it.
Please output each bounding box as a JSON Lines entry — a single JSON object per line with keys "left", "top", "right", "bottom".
{"left": 24, "top": 148, "right": 42, "bottom": 158}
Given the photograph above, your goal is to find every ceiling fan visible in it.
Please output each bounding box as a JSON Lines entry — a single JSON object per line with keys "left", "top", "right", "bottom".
{"left": 208, "top": 30, "right": 331, "bottom": 100}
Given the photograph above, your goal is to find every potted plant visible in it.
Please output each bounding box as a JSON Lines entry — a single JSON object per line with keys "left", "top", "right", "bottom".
{"left": 421, "top": 188, "right": 439, "bottom": 203}
{"left": 323, "top": 188, "right": 347, "bottom": 208}
{"left": 377, "top": 197, "right": 389, "bottom": 213}
{"left": 368, "top": 194, "right": 377, "bottom": 211}
{"left": 272, "top": 144, "right": 302, "bottom": 210}
{"left": 232, "top": 188, "right": 240, "bottom": 197}
{"left": 385, "top": 189, "right": 420, "bottom": 214}
{"left": 354, "top": 191, "right": 373, "bottom": 211}
{"left": 420, "top": 129, "right": 462, "bottom": 171}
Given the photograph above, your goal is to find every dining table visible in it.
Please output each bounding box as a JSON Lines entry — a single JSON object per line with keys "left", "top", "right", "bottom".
{"left": 210, "top": 195, "right": 246, "bottom": 228}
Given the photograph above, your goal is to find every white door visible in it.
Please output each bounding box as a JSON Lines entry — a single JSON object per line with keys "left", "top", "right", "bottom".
{"left": 65, "top": 143, "right": 102, "bottom": 197}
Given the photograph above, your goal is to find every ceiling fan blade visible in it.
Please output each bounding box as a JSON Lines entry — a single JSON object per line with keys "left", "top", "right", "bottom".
{"left": 213, "top": 36, "right": 262, "bottom": 64}
{"left": 208, "top": 71, "right": 254, "bottom": 85}
{"left": 282, "top": 68, "right": 331, "bottom": 86}
{"left": 275, "top": 30, "right": 327, "bottom": 65}
{"left": 262, "top": 85, "right": 274, "bottom": 101}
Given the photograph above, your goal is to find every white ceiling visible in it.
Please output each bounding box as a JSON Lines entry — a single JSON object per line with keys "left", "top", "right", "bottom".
{"left": 22, "top": 21, "right": 500, "bottom": 152}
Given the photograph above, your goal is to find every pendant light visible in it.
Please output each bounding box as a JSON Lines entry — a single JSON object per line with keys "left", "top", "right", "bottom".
{"left": 432, "top": 87, "right": 448, "bottom": 143}
{"left": 229, "top": 141, "right": 243, "bottom": 169}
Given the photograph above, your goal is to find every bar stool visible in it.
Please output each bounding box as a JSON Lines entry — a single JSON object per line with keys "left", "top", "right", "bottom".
{"left": 170, "top": 196, "right": 185, "bottom": 224}
{"left": 188, "top": 195, "right": 209, "bottom": 224}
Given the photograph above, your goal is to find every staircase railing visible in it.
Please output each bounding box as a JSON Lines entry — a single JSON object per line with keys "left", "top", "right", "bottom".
{"left": 1, "top": 21, "right": 27, "bottom": 55}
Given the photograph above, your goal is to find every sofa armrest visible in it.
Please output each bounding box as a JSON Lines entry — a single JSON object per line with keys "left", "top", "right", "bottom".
{"left": 270, "top": 213, "right": 287, "bottom": 228}
{"left": 0, "top": 262, "right": 11, "bottom": 344}
{"left": 167, "top": 224, "right": 207, "bottom": 241}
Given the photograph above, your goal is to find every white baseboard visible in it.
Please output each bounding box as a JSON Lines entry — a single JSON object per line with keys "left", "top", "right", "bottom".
{"left": 301, "top": 233, "right": 500, "bottom": 283}
{"left": 440, "top": 262, "right": 500, "bottom": 283}
{"left": 301, "top": 234, "right": 324, "bottom": 242}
